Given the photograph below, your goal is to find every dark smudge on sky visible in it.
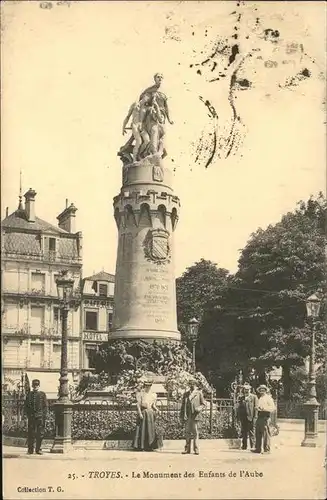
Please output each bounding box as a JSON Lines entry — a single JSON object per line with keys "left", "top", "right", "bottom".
{"left": 163, "top": 2, "right": 316, "bottom": 170}
{"left": 185, "top": 2, "right": 314, "bottom": 169}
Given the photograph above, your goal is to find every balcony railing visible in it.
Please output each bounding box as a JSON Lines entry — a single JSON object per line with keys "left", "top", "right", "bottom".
{"left": 3, "top": 249, "right": 82, "bottom": 263}
{"left": 2, "top": 289, "right": 82, "bottom": 306}
{"left": 40, "top": 326, "right": 62, "bottom": 337}
{"left": 30, "top": 287, "right": 46, "bottom": 295}
{"left": 2, "top": 323, "right": 30, "bottom": 336}
{"left": 40, "top": 360, "right": 54, "bottom": 369}
{"left": 2, "top": 324, "right": 67, "bottom": 338}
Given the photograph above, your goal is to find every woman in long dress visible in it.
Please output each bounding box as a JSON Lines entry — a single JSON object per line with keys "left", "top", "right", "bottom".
{"left": 133, "top": 381, "right": 161, "bottom": 451}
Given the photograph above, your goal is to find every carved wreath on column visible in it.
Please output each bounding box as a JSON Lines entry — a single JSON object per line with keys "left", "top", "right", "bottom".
{"left": 143, "top": 229, "right": 171, "bottom": 264}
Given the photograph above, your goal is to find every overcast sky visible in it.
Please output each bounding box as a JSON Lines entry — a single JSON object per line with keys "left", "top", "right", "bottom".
{"left": 1, "top": 1, "right": 325, "bottom": 278}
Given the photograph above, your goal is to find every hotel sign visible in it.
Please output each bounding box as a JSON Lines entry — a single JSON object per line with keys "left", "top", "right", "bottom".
{"left": 83, "top": 331, "right": 108, "bottom": 342}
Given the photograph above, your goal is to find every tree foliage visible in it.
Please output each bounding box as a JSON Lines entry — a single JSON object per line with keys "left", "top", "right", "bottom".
{"left": 82, "top": 196, "right": 326, "bottom": 401}
{"left": 176, "top": 195, "right": 326, "bottom": 398}
{"left": 176, "top": 259, "right": 230, "bottom": 340}
{"left": 234, "top": 194, "right": 326, "bottom": 371}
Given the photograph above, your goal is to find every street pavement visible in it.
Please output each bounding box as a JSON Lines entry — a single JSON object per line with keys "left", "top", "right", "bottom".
{"left": 3, "top": 422, "right": 326, "bottom": 500}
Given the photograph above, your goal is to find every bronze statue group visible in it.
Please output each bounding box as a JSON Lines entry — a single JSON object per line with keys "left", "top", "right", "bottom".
{"left": 118, "top": 73, "right": 173, "bottom": 165}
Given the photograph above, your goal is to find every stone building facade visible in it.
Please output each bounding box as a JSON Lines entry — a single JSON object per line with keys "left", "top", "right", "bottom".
{"left": 80, "top": 271, "right": 115, "bottom": 371}
{"left": 1, "top": 189, "right": 83, "bottom": 397}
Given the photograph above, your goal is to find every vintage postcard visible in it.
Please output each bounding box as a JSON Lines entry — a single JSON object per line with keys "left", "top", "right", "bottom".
{"left": 1, "top": 1, "right": 326, "bottom": 499}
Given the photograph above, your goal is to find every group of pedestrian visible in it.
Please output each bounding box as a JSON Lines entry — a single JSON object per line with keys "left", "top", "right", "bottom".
{"left": 24, "top": 377, "right": 275, "bottom": 457}
{"left": 133, "top": 377, "right": 205, "bottom": 455}
{"left": 237, "top": 382, "right": 276, "bottom": 454}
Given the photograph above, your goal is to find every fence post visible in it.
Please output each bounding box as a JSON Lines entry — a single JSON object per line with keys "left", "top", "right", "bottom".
{"left": 209, "top": 390, "right": 213, "bottom": 435}
{"left": 17, "top": 393, "right": 21, "bottom": 425}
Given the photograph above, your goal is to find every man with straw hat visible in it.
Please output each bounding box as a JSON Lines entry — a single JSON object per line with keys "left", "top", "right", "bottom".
{"left": 252, "top": 384, "right": 276, "bottom": 454}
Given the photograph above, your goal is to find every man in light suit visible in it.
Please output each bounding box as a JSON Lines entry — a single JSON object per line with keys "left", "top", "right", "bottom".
{"left": 252, "top": 384, "right": 276, "bottom": 454}
{"left": 180, "top": 379, "right": 205, "bottom": 455}
{"left": 237, "top": 382, "right": 258, "bottom": 450}
{"left": 24, "top": 379, "right": 47, "bottom": 455}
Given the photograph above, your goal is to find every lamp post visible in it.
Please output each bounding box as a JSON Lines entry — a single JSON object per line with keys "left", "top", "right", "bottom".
{"left": 51, "top": 270, "right": 75, "bottom": 454}
{"left": 188, "top": 318, "right": 199, "bottom": 374}
{"left": 301, "top": 293, "right": 321, "bottom": 448}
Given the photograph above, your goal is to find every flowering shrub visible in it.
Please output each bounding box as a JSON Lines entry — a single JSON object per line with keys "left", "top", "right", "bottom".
{"left": 71, "top": 405, "right": 235, "bottom": 440}
{"left": 72, "top": 408, "right": 137, "bottom": 440}
{"left": 3, "top": 411, "right": 56, "bottom": 439}
{"left": 165, "top": 369, "right": 214, "bottom": 400}
{"left": 89, "top": 339, "right": 193, "bottom": 378}
{"left": 112, "top": 369, "right": 147, "bottom": 401}
{"left": 74, "top": 372, "right": 112, "bottom": 399}
{"left": 3, "top": 403, "right": 236, "bottom": 440}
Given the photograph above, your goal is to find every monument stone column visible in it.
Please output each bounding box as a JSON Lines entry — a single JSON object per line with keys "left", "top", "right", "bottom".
{"left": 111, "top": 74, "right": 181, "bottom": 341}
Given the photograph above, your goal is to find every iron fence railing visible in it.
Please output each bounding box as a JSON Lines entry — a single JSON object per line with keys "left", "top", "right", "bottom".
{"left": 277, "top": 400, "right": 327, "bottom": 420}
{"left": 2, "top": 394, "right": 236, "bottom": 440}
{"left": 5, "top": 393, "right": 325, "bottom": 442}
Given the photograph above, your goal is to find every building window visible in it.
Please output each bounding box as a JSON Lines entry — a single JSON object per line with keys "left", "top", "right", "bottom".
{"left": 31, "top": 272, "right": 45, "bottom": 293}
{"left": 3, "top": 302, "right": 18, "bottom": 327}
{"left": 30, "top": 344, "right": 44, "bottom": 368}
{"left": 30, "top": 306, "right": 45, "bottom": 335}
{"left": 54, "top": 307, "right": 60, "bottom": 322}
{"left": 49, "top": 238, "right": 56, "bottom": 251}
{"left": 53, "top": 307, "right": 61, "bottom": 334}
{"left": 86, "top": 346, "right": 97, "bottom": 369}
{"left": 98, "top": 284, "right": 108, "bottom": 297}
{"left": 52, "top": 344, "right": 61, "bottom": 369}
{"left": 3, "top": 340, "right": 21, "bottom": 367}
{"left": 85, "top": 311, "right": 98, "bottom": 331}
{"left": 108, "top": 312, "right": 113, "bottom": 331}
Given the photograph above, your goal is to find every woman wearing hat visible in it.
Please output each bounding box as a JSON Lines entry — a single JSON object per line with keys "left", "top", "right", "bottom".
{"left": 133, "top": 380, "right": 161, "bottom": 451}
{"left": 252, "top": 385, "right": 276, "bottom": 454}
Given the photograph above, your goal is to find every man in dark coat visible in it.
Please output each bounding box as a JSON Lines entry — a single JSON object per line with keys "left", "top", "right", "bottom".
{"left": 24, "top": 379, "right": 47, "bottom": 455}
{"left": 180, "top": 379, "right": 205, "bottom": 455}
{"left": 237, "top": 382, "right": 258, "bottom": 450}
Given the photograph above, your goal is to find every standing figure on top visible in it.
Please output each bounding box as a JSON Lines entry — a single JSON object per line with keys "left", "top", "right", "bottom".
{"left": 119, "top": 73, "right": 174, "bottom": 164}
{"left": 139, "top": 73, "right": 174, "bottom": 126}
{"left": 140, "top": 93, "right": 166, "bottom": 158}
{"left": 122, "top": 94, "right": 151, "bottom": 162}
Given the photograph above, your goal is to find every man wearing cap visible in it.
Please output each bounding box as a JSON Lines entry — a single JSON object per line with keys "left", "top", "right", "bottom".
{"left": 180, "top": 379, "right": 205, "bottom": 455}
{"left": 24, "top": 379, "right": 47, "bottom": 455}
{"left": 237, "top": 383, "right": 258, "bottom": 450}
{"left": 252, "top": 384, "right": 276, "bottom": 454}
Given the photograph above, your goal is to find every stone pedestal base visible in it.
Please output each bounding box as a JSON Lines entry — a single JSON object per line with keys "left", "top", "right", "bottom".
{"left": 110, "top": 328, "right": 180, "bottom": 341}
{"left": 301, "top": 434, "right": 319, "bottom": 447}
{"left": 51, "top": 438, "right": 73, "bottom": 454}
{"left": 301, "top": 402, "right": 320, "bottom": 448}
{"left": 112, "top": 159, "right": 181, "bottom": 343}
{"left": 50, "top": 401, "right": 73, "bottom": 454}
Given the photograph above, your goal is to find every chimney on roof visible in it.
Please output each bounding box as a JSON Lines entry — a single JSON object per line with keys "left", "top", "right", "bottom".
{"left": 24, "top": 188, "right": 37, "bottom": 222}
{"left": 6, "top": 207, "right": 9, "bottom": 217}
{"left": 57, "top": 202, "right": 78, "bottom": 233}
